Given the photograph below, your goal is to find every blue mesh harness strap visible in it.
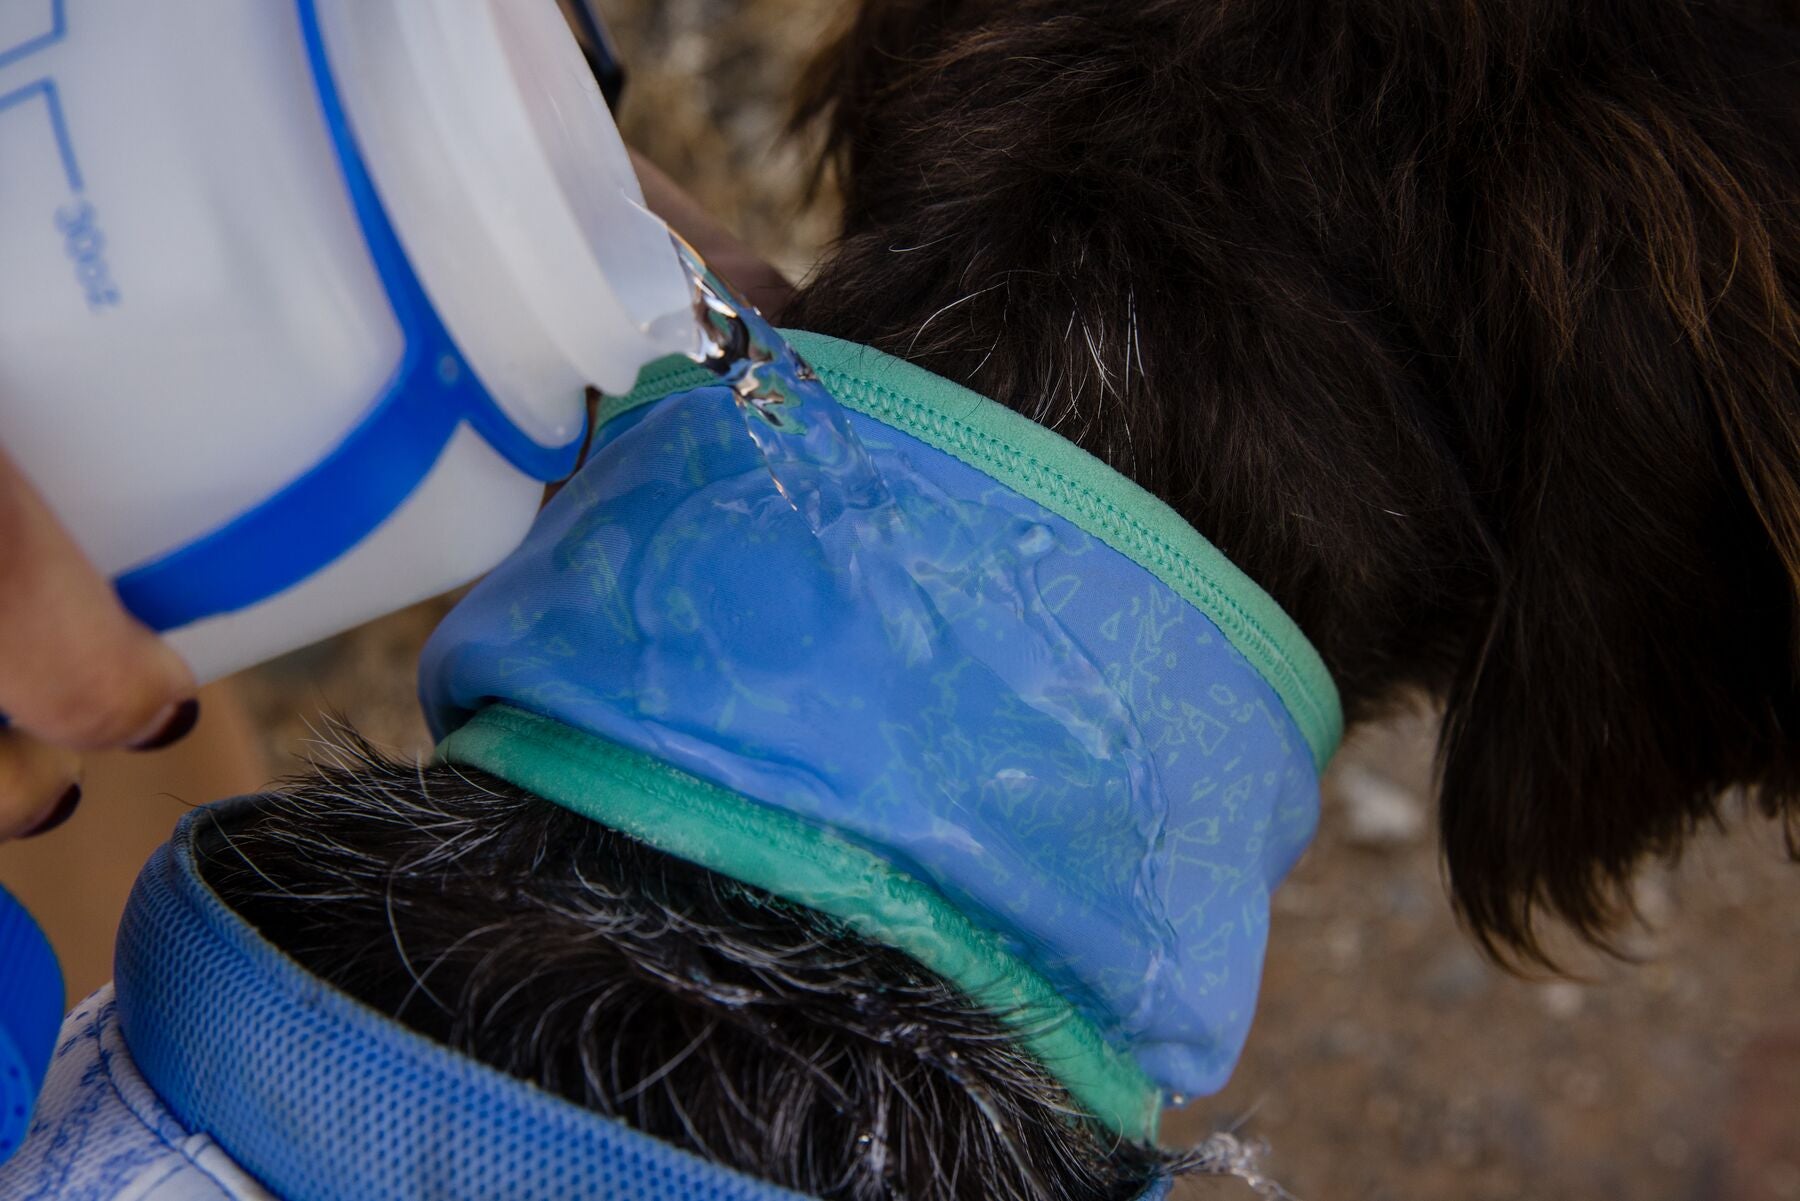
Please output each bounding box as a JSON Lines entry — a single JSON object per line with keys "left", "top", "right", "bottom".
{"left": 114, "top": 802, "right": 815, "bottom": 1201}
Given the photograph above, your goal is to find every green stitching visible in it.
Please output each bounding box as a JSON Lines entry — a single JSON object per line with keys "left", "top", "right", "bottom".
{"left": 605, "top": 356, "right": 711, "bottom": 424}
{"left": 438, "top": 704, "right": 1163, "bottom": 1141}
{"left": 791, "top": 332, "right": 1341, "bottom": 764}
{"left": 600, "top": 334, "right": 1343, "bottom": 767}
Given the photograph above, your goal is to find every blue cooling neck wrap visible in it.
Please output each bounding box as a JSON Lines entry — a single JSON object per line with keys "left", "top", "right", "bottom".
{"left": 422, "top": 331, "right": 1341, "bottom": 1139}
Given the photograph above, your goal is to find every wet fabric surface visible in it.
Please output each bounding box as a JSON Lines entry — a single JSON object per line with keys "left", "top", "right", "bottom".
{"left": 424, "top": 334, "right": 1328, "bottom": 1099}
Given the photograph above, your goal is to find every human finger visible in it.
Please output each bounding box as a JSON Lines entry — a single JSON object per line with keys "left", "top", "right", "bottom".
{"left": 0, "top": 729, "right": 82, "bottom": 840}
{"left": 0, "top": 448, "right": 196, "bottom": 751}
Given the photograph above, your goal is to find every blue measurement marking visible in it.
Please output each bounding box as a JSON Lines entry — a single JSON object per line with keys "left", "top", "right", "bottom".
{"left": 0, "top": 0, "right": 65, "bottom": 73}
{"left": 0, "top": 78, "right": 83, "bottom": 192}
{"left": 0, "top": 0, "right": 81, "bottom": 193}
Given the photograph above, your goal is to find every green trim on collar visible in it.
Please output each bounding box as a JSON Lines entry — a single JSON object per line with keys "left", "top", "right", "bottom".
{"left": 437, "top": 704, "right": 1163, "bottom": 1142}
{"left": 603, "top": 332, "right": 1342, "bottom": 769}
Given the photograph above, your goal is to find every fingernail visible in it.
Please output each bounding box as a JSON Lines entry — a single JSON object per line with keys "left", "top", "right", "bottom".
{"left": 129, "top": 698, "right": 199, "bottom": 752}
{"left": 21, "top": 784, "right": 81, "bottom": 839}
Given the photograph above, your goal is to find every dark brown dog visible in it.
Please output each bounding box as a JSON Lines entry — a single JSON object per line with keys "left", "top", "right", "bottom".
{"left": 204, "top": 4, "right": 1799, "bottom": 1197}
{"left": 785, "top": 0, "right": 1800, "bottom": 962}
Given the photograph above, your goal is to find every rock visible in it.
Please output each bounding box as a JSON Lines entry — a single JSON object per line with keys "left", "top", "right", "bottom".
{"left": 1331, "top": 761, "right": 1428, "bottom": 849}
{"left": 1538, "top": 981, "right": 1586, "bottom": 1020}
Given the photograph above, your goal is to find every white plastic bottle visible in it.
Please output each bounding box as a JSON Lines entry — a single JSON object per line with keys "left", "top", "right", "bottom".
{"left": 0, "top": 0, "right": 702, "bottom": 682}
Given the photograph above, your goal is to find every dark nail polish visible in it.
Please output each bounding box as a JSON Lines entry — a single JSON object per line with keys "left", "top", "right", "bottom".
{"left": 21, "top": 785, "right": 80, "bottom": 839}
{"left": 130, "top": 698, "right": 200, "bottom": 752}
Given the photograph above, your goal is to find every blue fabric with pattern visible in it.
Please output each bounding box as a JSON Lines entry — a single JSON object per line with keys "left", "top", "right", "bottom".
{"left": 422, "top": 377, "right": 1321, "bottom": 1098}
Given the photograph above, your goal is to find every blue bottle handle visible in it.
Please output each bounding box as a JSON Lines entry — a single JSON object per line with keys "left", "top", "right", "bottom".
{"left": 0, "top": 886, "right": 63, "bottom": 1165}
{"left": 113, "top": 0, "right": 588, "bottom": 633}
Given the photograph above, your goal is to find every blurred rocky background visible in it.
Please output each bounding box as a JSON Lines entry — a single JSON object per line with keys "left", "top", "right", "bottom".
{"left": 4, "top": 3, "right": 1794, "bottom": 1198}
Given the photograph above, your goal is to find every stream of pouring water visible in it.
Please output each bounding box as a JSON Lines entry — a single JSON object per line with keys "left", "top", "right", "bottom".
{"left": 672, "top": 243, "right": 1180, "bottom": 1049}
{"left": 680, "top": 245, "right": 895, "bottom": 534}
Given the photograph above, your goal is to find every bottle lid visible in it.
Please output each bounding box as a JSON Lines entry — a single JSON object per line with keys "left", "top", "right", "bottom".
{"left": 0, "top": 886, "right": 63, "bottom": 1164}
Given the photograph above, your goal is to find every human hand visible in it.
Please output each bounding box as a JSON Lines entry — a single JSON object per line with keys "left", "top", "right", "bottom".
{"left": 0, "top": 446, "right": 197, "bottom": 840}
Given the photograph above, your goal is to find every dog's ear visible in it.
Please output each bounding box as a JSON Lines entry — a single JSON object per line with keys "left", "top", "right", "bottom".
{"left": 1436, "top": 1, "right": 1800, "bottom": 962}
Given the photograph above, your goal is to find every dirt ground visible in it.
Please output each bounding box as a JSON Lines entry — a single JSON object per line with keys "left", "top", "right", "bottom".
{"left": 4, "top": 2, "right": 1795, "bottom": 1198}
